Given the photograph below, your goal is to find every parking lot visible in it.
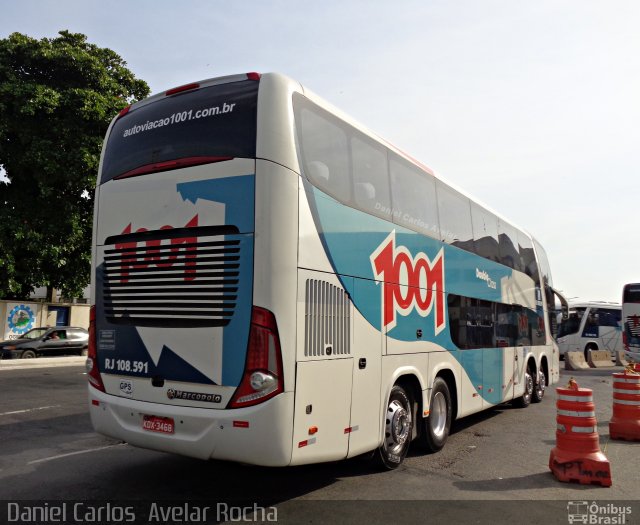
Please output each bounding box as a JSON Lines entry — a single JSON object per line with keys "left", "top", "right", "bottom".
{"left": 0, "top": 358, "right": 638, "bottom": 524}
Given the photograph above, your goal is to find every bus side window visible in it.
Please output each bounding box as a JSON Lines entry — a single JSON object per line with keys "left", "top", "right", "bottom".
{"left": 436, "top": 182, "right": 473, "bottom": 250}
{"left": 299, "top": 106, "right": 351, "bottom": 202}
{"left": 351, "top": 134, "right": 390, "bottom": 220}
{"left": 389, "top": 155, "right": 440, "bottom": 239}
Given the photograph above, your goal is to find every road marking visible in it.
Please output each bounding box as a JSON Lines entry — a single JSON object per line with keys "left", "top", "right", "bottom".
{"left": 0, "top": 405, "right": 61, "bottom": 416}
{"left": 27, "top": 443, "right": 126, "bottom": 465}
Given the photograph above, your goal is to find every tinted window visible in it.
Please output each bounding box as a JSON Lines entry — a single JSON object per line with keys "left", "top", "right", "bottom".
{"left": 471, "top": 204, "right": 500, "bottom": 263}
{"left": 390, "top": 155, "right": 440, "bottom": 238}
{"left": 558, "top": 307, "right": 586, "bottom": 337}
{"left": 498, "top": 220, "right": 520, "bottom": 271}
{"left": 437, "top": 183, "right": 473, "bottom": 250}
{"left": 448, "top": 294, "right": 545, "bottom": 348}
{"left": 351, "top": 135, "right": 391, "bottom": 219}
{"left": 101, "top": 80, "right": 258, "bottom": 183}
{"left": 517, "top": 231, "right": 539, "bottom": 284}
{"left": 623, "top": 285, "right": 640, "bottom": 303}
{"left": 298, "top": 104, "right": 351, "bottom": 201}
{"left": 599, "top": 308, "right": 621, "bottom": 327}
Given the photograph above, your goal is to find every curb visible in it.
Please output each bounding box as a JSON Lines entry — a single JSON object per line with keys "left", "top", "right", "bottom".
{"left": 0, "top": 356, "right": 87, "bottom": 371}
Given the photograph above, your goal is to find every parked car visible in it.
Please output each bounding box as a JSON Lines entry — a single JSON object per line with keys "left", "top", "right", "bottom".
{"left": 0, "top": 327, "right": 89, "bottom": 359}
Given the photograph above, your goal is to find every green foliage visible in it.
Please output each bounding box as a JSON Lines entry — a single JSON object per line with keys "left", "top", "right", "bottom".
{"left": 0, "top": 31, "right": 149, "bottom": 299}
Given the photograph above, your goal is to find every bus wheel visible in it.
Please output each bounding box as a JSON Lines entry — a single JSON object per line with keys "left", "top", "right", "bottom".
{"left": 584, "top": 344, "right": 597, "bottom": 362}
{"left": 377, "top": 385, "right": 413, "bottom": 469}
{"left": 514, "top": 366, "right": 533, "bottom": 408}
{"left": 421, "top": 377, "right": 452, "bottom": 453}
{"left": 532, "top": 369, "right": 546, "bottom": 403}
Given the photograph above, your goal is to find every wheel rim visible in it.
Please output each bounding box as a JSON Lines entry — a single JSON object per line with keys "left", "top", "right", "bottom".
{"left": 536, "top": 372, "right": 546, "bottom": 398}
{"left": 523, "top": 371, "right": 533, "bottom": 403}
{"left": 430, "top": 391, "right": 447, "bottom": 439}
{"left": 385, "top": 399, "right": 411, "bottom": 456}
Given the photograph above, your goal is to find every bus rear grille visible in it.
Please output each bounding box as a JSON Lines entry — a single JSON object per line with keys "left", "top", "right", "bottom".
{"left": 304, "top": 279, "right": 350, "bottom": 357}
{"left": 627, "top": 317, "right": 640, "bottom": 338}
{"left": 101, "top": 226, "right": 241, "bottom": 327}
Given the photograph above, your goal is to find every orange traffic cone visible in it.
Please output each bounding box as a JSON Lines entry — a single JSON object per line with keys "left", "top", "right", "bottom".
{"left": 549, "top": 380, "right": 612, "bottom": 487}
{"left": 609, "top": 369, "right": 640, "bottom": 441}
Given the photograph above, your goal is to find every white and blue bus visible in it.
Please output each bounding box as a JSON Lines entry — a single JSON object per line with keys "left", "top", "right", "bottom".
{"left": 88, "top": 72, "right": 562, "bottom": 468}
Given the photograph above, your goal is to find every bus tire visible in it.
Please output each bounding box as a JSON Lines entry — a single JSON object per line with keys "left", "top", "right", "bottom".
{"left": 584, "top": 343, "right": 597, "bottom": 362}
{"left": 421, "top": 377, "right": 452, "bottom": 453}
{"left": 513, "top": 365, "right": 533, "bottom": 408}
{"left": 377, "top": 385, "right": 413, "bottom": 470}
{"left": 532, "top": 369, "right": 546, "bottom": 403}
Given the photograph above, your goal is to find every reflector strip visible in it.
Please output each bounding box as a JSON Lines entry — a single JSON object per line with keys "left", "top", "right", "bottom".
{"left": 613, "top": 399, "right": 640, "bottom": 406}
{"left": 614, "top": 388, "right": 640, "bottom": 394}
{"left": 615, "top": 377, "right": 640, "bottom": 383}
{"left": 557, "top": 409, "right": 596, "bottom": 418}
{"left": 571, "top": 426, "right": 597, "bottom": 433}
{"left": 298, "top": 437, "right": 317, "bottom": 448}
{"left": 558, "top": 394, "right": 594, "bottom": 402}
{"left": 233, "top": 421, "right": 249, "bottom": 428}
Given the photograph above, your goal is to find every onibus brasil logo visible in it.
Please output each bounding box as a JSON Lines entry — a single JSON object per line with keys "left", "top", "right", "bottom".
{"left": 370, "top": 230, "right": 445, "bottom": 334}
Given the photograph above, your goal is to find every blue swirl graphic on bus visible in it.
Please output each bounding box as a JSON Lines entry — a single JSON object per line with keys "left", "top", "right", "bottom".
{"left": 7, "top": 305, "right": 35, "bottom": 335}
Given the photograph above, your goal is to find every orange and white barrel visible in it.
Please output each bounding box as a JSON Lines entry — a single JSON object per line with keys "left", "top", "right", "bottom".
{"left": 609, "top": 371, "right": 640, "bottom": 441}
{"left": 549, "top": 383, "right": 611, "bottom": 487}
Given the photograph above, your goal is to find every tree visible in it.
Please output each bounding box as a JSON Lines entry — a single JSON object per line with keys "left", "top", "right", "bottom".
{"left": 0, "top": 31, "right": 149, "bottom": 300}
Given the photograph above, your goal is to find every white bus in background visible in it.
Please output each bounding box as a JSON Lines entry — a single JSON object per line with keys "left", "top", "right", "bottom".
{"left": 622, "top": 284, "right": 640, "bottom": 363}
{"left": 87, "top": 72, "right": 563, "bottom": 469}
{"left": 556, "top": 302, "right": 622, "bottom": 360}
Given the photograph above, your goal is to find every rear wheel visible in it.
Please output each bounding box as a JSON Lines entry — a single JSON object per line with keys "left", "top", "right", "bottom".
{"left": 377, "top": 385, "right": 413, "bottom": 469}
{"left": 21, "top": 350, "right": 36, "bottom": 359}
{"left": 514, "top": 365, "right": 533, "bottom": 408}
{"left": 532, "top": 368, "right": 546, "bottom": 403}
{"left": 421, "top": 377, "right": 452, "bottom": 452}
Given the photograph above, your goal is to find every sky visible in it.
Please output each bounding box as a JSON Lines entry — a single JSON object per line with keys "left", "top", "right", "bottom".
{"left": 1, "top": 0, "right": 639, "bottom": 303}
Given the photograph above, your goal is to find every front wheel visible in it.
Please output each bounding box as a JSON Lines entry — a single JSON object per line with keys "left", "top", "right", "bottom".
{"left": 377, "top": 385, "right": 413, "bottom": 470}
{"left": 21, "top": 350, "right": 36, "bottom": 359}
{"left": 420, "top": 377, "right": 452, "bottom": 453}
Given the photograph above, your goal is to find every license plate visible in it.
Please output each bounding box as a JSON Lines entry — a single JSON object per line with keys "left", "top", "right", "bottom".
{"left": 142, "top": 415, "right": 174, "bottom": 434}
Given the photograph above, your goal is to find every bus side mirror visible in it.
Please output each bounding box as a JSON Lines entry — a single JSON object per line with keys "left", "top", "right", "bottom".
{"left": 552, "top": 288, "right": 569, "bottom": 320}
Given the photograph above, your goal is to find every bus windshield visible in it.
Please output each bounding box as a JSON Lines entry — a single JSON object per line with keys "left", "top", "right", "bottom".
{"left": 557, "top": 307, "right": 586, "bottom": 337}
{"left": 100, "top": 79, "right": 258, "bottom": 183}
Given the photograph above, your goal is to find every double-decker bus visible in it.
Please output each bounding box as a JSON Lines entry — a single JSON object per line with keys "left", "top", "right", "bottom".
{"left": 622, "top": 284, "right": 640, "bottom": 363}
{"left": 87, "top": 72, "right": 563, "bottom": 468}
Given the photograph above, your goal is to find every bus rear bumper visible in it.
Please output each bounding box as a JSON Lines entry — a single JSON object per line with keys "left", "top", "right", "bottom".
{"left": 88, "top": 387, "right": 294, "bottom": 466}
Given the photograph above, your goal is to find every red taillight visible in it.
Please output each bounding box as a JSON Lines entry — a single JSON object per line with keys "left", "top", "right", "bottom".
{"left": 117, "top": 105, "right": 131, "bottom": 119}
{"left": 228, "top": 307, "right": 283, "bottom": 408}
{"left": 165, "top": 82, "right": 200, "bottom": 96}
{"left": 87, "top": 305, "right": 105, "bottom": 392}
{"left": 246, "top": 72, "right": 261, "bottom": 81}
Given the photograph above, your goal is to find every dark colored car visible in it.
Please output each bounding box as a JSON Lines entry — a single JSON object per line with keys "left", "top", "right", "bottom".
{"left": 0, "top": 327, "right": 89, "bottom": 359}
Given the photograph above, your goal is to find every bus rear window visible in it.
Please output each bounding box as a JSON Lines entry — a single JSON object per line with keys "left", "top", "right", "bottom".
{"left": 100, "top": 80, "right": 258, "bottom": 183}
{"left": 624, "top": 285, "right": 640, "bottom": 304}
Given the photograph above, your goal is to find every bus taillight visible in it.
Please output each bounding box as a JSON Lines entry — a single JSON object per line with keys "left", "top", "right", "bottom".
{"left": 86, "top": 305, "right": 106, "bottom": 392}
{"left": 229, "top": 307, "right": 283, "bottom": 408}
